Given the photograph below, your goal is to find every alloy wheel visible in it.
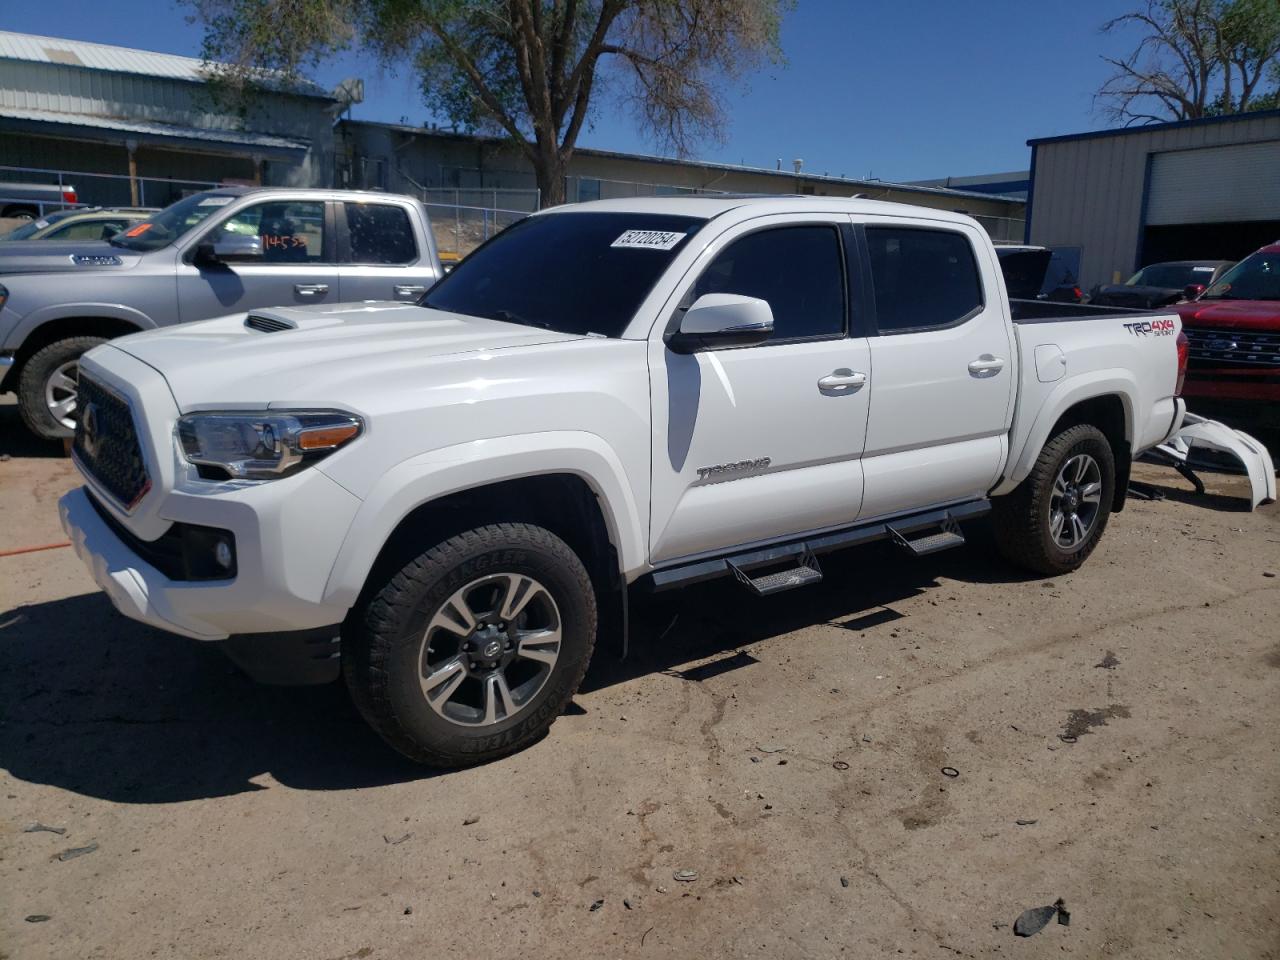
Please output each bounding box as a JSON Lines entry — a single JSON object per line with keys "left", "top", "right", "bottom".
{"left": 1049, "top": 453, "right": 1103, "bottom": 549}
{"left": 44, "top": 359, "right": 80, "bottom": 431}
{"left": 418, "top": 572, "right": 562, "bottom": 726}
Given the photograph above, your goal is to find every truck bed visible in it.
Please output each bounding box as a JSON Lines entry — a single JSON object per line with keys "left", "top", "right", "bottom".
{"left": 1009, "top": 298, "right": 1154, "bottom": 324}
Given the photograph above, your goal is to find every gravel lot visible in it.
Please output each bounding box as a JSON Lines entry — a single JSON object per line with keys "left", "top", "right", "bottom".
{"left": 2, "top": 398, "right": 1277, "bottom": 960}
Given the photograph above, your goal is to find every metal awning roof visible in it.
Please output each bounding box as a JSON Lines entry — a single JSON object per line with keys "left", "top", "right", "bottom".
{"left": 0, "top": 106, "right": 310, "bottom": 156}
{"left": 0, "top": 30, "right": 333, "bottom": 99}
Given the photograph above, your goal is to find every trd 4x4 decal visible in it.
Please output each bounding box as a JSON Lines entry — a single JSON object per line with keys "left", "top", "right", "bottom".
{"left": 1123, "top": 318, "right": 1176, "bottom": 337}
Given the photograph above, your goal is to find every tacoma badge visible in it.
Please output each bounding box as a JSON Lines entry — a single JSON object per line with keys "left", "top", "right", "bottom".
{"left": 696, "top": 457, "right": 772, "bottom": 481}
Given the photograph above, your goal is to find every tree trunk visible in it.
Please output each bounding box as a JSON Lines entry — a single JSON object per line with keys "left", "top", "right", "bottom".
{"left": 532, "top": 148, "right": 569, "bottom": 207}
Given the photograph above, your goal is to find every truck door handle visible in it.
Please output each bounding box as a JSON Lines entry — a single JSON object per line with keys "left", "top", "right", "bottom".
{"left": 394, "top": 284, "right": 428, "bottom": 298}
{"left": 817, "top": 370, "right": 867, "bottom": 391}
{"left": 295, "top": 283, "right": 329, "bottom": 296}
{"left": 968, "top": 355, "right": 1005, "bottom": 377}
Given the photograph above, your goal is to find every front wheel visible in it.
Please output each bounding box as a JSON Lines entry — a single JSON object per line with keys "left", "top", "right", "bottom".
{"left": 993, "top": 423, "right": 1116, "bottom": 575}
{"left": 343, "top": 523, "right": 597, "bottom": 767}
{"left": 17, "top": 336, "right": 107, "bottom": 439}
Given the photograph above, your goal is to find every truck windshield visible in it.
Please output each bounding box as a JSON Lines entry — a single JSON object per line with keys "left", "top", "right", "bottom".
{"left": 1201, "top": 252, "right": 1280, "bottom": 301}
{"left": 421, "top": 212, "right": 705, "bottom": 337}
{"left": 109, "top": 192, "right": 240, "bottom": 252}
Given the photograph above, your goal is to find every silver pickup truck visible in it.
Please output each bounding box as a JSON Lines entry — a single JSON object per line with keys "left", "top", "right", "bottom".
{"left": 0, "top": 187, "right": 442, "bottom": 438}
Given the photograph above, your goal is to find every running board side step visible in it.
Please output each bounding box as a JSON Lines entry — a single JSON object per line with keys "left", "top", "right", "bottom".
{"left": 728, "top": 545, "right": 822, "bottom": 596}
{"left": 647, "top": 499, "right": 991, "bottom": 594}
{"left": 887, "top": 513, "right": 965, "bottom": 556}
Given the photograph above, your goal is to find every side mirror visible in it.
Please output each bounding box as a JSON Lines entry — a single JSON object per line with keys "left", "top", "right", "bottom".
{"left": 1182, "top": 283, "right": 1206, "bottom": 301}
{"left": 667, "top": 294, "right": 774, "bottom": 353}
{"left": 196, "top": 234, "right": 263, "bottom": 264}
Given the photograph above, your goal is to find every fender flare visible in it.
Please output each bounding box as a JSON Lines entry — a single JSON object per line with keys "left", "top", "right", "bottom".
{"left": 992, "top": 370, "right": 1136, "bottom": 496}
{"left": 321, "top": 431, "right": 647, "bottom": 608}
{"left": 4, "top": 302, "right": 156, "bottom": 352}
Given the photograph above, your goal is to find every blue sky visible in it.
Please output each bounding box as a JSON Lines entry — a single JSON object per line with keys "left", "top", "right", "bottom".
{"left": 1, "top": 0, "right": 1145, "bottom": 181}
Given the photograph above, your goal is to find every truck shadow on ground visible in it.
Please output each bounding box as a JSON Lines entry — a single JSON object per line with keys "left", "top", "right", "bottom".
{"left": 0, "top": 402, "right": 65, "bottom": 459}
{"left": 0, "top": 532, "right": 1033, "bottom": 804}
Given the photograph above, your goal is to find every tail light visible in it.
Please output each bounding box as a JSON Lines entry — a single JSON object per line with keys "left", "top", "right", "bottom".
{"left": 62, "top": 189, "right": 77, "bottom": 203}
{"left": 1174, "top": 329, "right": 1189, "bottom": 395}
{"left": 1072, "top": 286, "right": 1083, "bottom": 302}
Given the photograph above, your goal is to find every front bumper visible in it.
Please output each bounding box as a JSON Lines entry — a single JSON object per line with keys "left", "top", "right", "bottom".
{"left": 60, "top": 481, "right": 359, "bottom": 641}
{"left": 59, "top": 346, "right": 365, "bottom": 648}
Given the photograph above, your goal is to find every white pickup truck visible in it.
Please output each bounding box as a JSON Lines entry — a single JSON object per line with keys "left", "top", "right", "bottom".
{"left": 59, "top": 196, "right": 1189, "bottom": 766}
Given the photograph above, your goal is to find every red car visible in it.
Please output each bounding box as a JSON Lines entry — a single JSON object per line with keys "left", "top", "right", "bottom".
{"left": 1174, "top": 241, "right": 1280, "bottom": 427}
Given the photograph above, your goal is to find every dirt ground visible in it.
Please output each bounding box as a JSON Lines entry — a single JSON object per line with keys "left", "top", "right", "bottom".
{"left": 1, "top": 398, "right": 1278, "bottom": 960}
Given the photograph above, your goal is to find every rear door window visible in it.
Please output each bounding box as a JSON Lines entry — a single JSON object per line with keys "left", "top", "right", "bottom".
{"left": 865, "top": 227, "right": 983, "bottom": 333}
{"left": 345, "top": 203, "right": 417, "bottom": 265}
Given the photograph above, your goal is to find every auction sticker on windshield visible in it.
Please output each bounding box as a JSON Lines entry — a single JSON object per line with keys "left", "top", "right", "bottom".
{"left": 611, "top": 229, "right": 686, "bottom": 251}
{"left": 198, "top": 196, "right": 235, "bottom": 207}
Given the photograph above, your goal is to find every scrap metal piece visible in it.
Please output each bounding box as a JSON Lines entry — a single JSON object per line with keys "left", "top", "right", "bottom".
{"left": 1151, "top": 413, "right": 1277, "bottom": 510}
{"left": 1013, "top": 904, "right": 1057, "bottom": 937}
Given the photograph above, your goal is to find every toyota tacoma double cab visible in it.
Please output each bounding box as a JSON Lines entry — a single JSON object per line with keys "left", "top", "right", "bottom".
{"left": 0, "top": 187, "right": 441, "bottom": 439}
{"left": 58, "top": 196, "right": 1188, "bottom": 767}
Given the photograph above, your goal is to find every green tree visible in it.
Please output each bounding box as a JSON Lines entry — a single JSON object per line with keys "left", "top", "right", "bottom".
{"left": 186, "top": 0, "right": 790, "bottom": 204}
{"left": 1097, "top": 0, "right": 1280, "bottom": 123}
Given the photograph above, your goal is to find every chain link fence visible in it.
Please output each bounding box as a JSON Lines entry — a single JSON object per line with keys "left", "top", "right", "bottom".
{"left": 0, "top": 164, "right": 220, "bottom": 213}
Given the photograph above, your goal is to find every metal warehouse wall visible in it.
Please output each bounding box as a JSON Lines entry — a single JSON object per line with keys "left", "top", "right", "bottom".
{"left": 0, "top": 60, "right": 323, "bottom": 138}
{"left": 336, "top": 120, "right": 1026, "bottom": 227}
{"left": 0, "top": 60, "right": 336, "bottom": 188}
{"left": 1027, "top": 113, "right": 1280, "bottom": 291}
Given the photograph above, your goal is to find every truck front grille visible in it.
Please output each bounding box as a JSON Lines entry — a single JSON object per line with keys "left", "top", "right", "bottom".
{"left": 73, "top": 376, "right": 150, "bottom": 509}
{"left": 1184, "top": 327, "right": 1280, "bottom": 369}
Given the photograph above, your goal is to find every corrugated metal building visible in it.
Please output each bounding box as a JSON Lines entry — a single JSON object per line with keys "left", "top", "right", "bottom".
{"left": 0, "top": 30, "right": 338, "bottom": 208}
{"left": 335, "top": 120, "right": 1028, "bottom": 241}
{"left": 1026, "top": 111, "right": 1280, "bottom": 291}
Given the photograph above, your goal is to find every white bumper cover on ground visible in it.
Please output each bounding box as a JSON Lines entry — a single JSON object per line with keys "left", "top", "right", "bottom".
{"left": 1154, "top": 413, "right": 1278, "bottom": 510}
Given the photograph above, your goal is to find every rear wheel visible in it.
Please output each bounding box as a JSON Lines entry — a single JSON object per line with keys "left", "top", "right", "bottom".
{"left": 17, "top": 336, "right": 106, "bottom": 439}
{"left": 343, "top": 523, "right": 597, "bottom": 767}
{"left": 993, "top": 423, "right": 1115, "bottom": 575}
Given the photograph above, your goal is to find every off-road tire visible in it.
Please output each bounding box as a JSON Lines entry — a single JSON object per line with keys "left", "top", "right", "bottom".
{"left": 343, "top": 523, "right": 597, "bottom": 767}
{"left": 17, "top": 336, "right": 106, "bottom": 439}
{"left": 993, "top": 423, "right": 1115, "bottom": 576}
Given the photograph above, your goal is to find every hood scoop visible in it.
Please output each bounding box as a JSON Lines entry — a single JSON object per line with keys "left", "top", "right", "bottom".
{"left": 245, "top": 314, "right": 297, "bottom": 333}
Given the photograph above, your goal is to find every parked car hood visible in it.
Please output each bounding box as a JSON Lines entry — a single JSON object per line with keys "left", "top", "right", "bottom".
{"left": 1173, "top": 298, "right": 1280, "bottom": 331}
{"left": 108, "top": 301, "right": 585, "bottom": 410}
{"left": 0, "top": 240, "right": 143, "bottom": 275}
{"left": 1091, "top": 284, "right": 1180, "bottom": 306}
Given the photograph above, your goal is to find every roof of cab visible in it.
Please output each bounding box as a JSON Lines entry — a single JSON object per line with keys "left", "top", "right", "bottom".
{"left": 535, "top": 194, "right": 982, "bottom": 226}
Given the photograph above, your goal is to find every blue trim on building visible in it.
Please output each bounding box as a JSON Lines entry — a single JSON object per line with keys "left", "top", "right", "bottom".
{"left": 1026, "top": 109, "right": 1280, "bottom": 147}
{"left": 1133, "top": 152, "right": 1155, "bottom": 274}
{"left": 946, "top": 179, "right": 1028, "bottom": 197}
{"left": 1023, "top": 145, "right": 1037, "bottom": 244}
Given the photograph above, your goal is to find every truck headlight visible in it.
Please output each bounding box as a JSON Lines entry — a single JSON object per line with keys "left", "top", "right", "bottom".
{"left": 177, "top": 410, "right": 363, "bottom": 480}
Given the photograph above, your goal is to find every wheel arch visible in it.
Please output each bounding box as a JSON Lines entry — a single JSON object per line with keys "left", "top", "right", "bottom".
{"left": 354, "top": 473, "right": 617, "bottom": 611}
{"left": 322, "top": 434, "right": 647, "bottom": 613}
{"left": 996, "top": 373, "right": 1136, "bottom": 505}
{"left": 3, "top": 310, "right": 151, "bottom": 392}
{"left": 1044, "top": 394, "right": 1130, "bottom": 512}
